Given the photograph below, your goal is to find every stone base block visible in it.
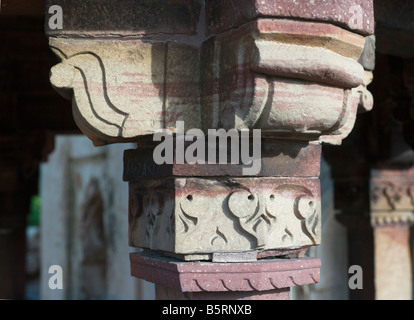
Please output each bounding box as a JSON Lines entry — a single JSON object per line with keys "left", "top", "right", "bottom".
{"left": 130, "top": 251, "right": 320, "bottom": 300}
{"left": 155, "top": 283, "right": 291, "bottom": 300}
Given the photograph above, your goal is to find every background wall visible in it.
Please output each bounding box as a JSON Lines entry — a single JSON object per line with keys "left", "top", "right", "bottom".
{"left": 39, "top": 135, "right": 155, "bottom": 300}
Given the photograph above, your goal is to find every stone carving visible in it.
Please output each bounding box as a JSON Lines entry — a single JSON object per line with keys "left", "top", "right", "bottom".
{"left": 49, "top": 18, "right": 368, "bottom": 146}
{"left": 128, "top": 177, "right": 321, "bottom": 259}
{"left": 370, "top": 177, "right": 414, "bottom": 226}
{"left": 45, "top": 0, "right": 377, "bottom": 298}
{"left": 130, "top": 251, "right": 321, "bottom": 293}
{"left": 371, "top": 182, "right": 414, "bottom": 211}
{"left": 79, "top": 178, "right": 106, "bottom": 264}
{"left": 320, "top": 70, "right": 374, "bottom": 145}
{"left": 227, "top": 185, "right": 318, "bottom": 249}
{"left": 79, "top": 178, "right": 107, "bottom": 299}
{"left": 320, "top": 34, "right": 375, "bottom": 144}
{"left": 128, "top": 180, "right": 175, "bottom": 252}
{"left": 191, "top": 270, "right": 319, "bottom": 292}
{"left": 201, "top": 19, "right": 367, "bottom": 144}
{"left": 49, "top": 39, "right": 200, "bottom": 146}
{"left": 205, "top": 0, "right": 374, "bottom": 36}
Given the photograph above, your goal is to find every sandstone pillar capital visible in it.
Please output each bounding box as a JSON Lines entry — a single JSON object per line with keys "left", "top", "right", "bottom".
{"left": 47, "top": 0, "right": 373, "bottom": 146}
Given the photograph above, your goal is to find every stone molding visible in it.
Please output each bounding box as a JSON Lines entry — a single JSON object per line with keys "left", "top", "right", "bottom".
{"left": 130, "top": 251, "right": 321, "bottom": 293}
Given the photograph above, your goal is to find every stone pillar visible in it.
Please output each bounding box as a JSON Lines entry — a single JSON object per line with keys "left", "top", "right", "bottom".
{"left": 323, "top": 33, "right": 377, "bottom": 300}
{"left": 370, "top": 167, "right": 414, "bottom": 300}
{"left": 0, "top": 14, "right": 79, "bottom": 299}
{"left": 325, "top": 18, "right": 414, "bottom": 298}
{"left": 0, "top": 133, "right": 53, "bottom": 299}
{"left": 124, "top": 138, "right": 322, "bottom": 299}
{"left": 46, "top": 0, "right": 374, "bottom": 300}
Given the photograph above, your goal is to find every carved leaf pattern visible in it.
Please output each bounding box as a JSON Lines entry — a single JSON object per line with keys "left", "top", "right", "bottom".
{"left": 178, "top": 194, "right": 210, "bottom": 236}
{"left": 228, "top": 185, "right": 318, "bottom": 248}
{"left": 191, "top": 269, "right": 320, "bottom": 292}
{"left": 144, "top": 191, "right": 165, "bottom": 243}
{"left": 210, "top": 227, "right": 228, "bottom": 246}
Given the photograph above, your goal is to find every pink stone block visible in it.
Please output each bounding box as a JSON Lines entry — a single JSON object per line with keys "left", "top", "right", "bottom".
{"left": 155, "top": 283, "right": 291, "bottom": 300}
{"left": 130, "top": 251, "right": 320, "bottom": 294}
{"left": 206, "top": 0, "right": 374, "bottom": 36}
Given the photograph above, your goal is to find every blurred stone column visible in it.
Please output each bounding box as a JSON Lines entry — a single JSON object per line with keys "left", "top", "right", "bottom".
{"left": 370, "top": 167, "right": 414, "bottom": 300}
{"left": 46, "top": 0, "right": 374, "bottom": 300}
{"left": 0, "top": 133, "right": 53, "bottom": 299}
{"left": 323, "top": 34, "right": 377, "bottom": 300}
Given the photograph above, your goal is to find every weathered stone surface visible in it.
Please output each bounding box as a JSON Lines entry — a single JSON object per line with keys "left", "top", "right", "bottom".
{"left": 201, "top": 19, "right": 366, "bottom": 143}
{"left": 320, "top": 71, "right": 374, "bottom": 145}
{"left": 42, "top": 0, "right": 378, "bottom": 300}
{"left": 49, "top": 17, "right": 367, "bottom": 145}
{"left": 128, "top": 176, "right": 321, "bottom": 258}
{"left": 370, "top": 166, "right": 414, "bottom": 226}
{"left": 49, "top": 38, "right": 201, "bottom": 145}
{"left": 358, "top": 35, "right": 376, "bottom": 71}
{"left": 130, "top": 251, "right": 321, "bottom": 293}
{"left": 155, "top": 283, "right": 291, "bottom": 300}
{"left": 45, "top": 0, "right": 201, "bottom": 37}
{"left": 212, "top": 251, "right": 259, "bottom": 263}
{"left": 374, "top": 225, "right": 412, "bottom": 300}
{"left": 123, "top": 139, "right": 321, "bottom": 180}
{"left": 165, "top": 43, "right": 201, "bottom": 131}
{"left": 254, "top": 19, "right": 366, "bottom": 60}
{"left": 206, "top": 0, "right": 374, "bottom": 36}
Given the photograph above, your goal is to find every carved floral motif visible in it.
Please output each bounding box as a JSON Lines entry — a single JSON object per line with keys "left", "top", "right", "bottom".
{"left": 370, "top": 179, "right": 414, "bottom": 226}
{"left": 128, "top": 177, "right": 321, "bottom": 258}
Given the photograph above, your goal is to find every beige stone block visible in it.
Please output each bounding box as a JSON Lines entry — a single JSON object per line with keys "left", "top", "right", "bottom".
{"left": 128, "top": 177, "right": 321, "bottom": 259}
{"left": 49, "top": 38, "right": 201, "bottom": 146}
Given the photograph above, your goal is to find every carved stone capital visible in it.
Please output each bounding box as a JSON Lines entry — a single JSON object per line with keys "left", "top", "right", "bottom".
{"left": 201, "top": 19, "right": 367, "bottom": 145}
{"left": 370, "top": 167, "right": 414, "bottom": 226}
{"left": 44, "top": 0, "right": 378, "bottom": 299}
{"left": 47, "top": 1, "right": 373, "bottom": 146}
